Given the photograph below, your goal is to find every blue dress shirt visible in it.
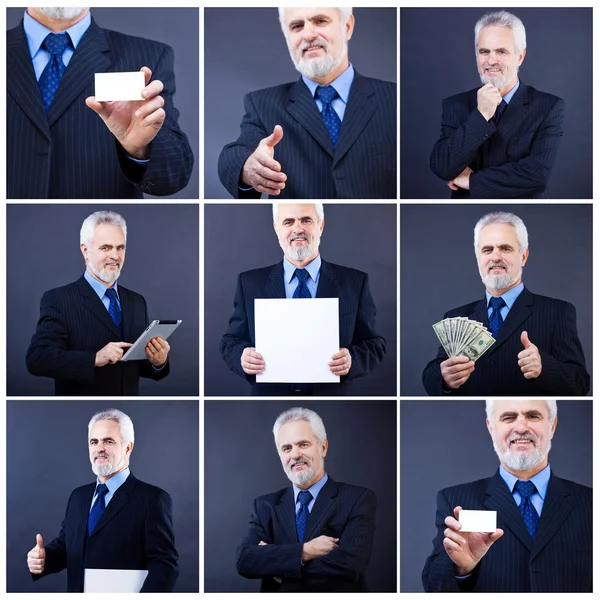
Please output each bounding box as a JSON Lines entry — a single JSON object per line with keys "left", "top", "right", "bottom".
{"left": 502, "top": 79, "right": 520, "bottom": 104}
{"left": 23, "top": 10, "right": 91, "bottom": 80}
{"left": 302, "top": 63, "right": 355, "bottom": 121}
{"left": 485, "top": 282, "right": 524, "bottom": 322}
{"left": 283, "top": 255, "right": 321, "bottom": 298}
{"left": 499, "top": 463, "right": 550, "bottom": 517}
{"left": 84, "top": 271, "right": 121, "bottom": 312}
{"left": 89, "top": 467, "right": 130, "bottom": 512}
{"left": 293, "top": 473, "right": 329, "bottom": 515}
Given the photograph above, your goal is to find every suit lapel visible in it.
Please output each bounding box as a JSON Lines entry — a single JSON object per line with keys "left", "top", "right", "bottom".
{"left": 487, "top": 288, "right": 533, "bottom": 357}
{"left": 77, "top": 276, "right": 122, "bottom": 338}
{"left": 304, "top": 478, "right": 337, "bottom": 541}
{"left": 77, "top": 483, "right": 96, "bottom": 549}
{"left": 469, "top": 297, "right": 489, "bottom": 327}
{"left": 89, "top": 473, "right": 136, "bottom": 539}
{"left": 263, "top": 262, "right": 286, "bottom": 298}
{"left": 496, "top": 83, "right": 529, "bottom": 139}
{"left": 315, "top": 260, "right": 340, "bottom": 298}
{"left": 333, "top": 73, "right": 377, "bottom": 168}
{"left": 274, "top": 487, "right": 299, "bottom": 543}
{"left": 47, "top": 18, "right": 113, "bottom": 127}
{"left": 119, "top": 287, "right": 133, "bottom": 341}
{"left": 530, "top": 474, "right": 573, "bottom": 562}
{"left": 7, "top": 23, "right": 51, "bottom": 141}
{"left": 484, "top": 471, "right": 533, "bottom": 551}
{"left": 286, "top": 79, "right": 335, "bottom": 158}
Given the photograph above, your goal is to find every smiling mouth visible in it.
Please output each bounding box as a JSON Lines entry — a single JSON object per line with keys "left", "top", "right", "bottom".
{"left": 291, "top": 461, "right": 308, "bottom": 470}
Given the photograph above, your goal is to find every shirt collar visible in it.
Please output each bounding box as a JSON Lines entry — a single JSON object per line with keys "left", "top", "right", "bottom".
{"left": 302, "top": 63, "right": 355, "bottom": 105}
{"left": 283, "top": 254, "right": 322, "bottom": 284}
{"left": 503, "top": 79, "right": 520, "bottom": 105}
{"left": 499, "top": 464, "right": 550, "bottom": 500}
{"left": 96, "top": 467, "right": 130, "bottom": 496}
{"left": 84, "top": 270, "right": 119, "bottom": 301}
{"left": 486, "top": 282, "right": 524, "bottom": 310}
{"left": 23, "top": 9, "right": 91, "bottom": 58}
{"left": 293, "top": 472, "right": 329, "bottom": 504}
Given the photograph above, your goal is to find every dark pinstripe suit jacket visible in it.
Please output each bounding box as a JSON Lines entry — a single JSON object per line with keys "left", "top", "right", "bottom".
{"left": 7, "top": 18, "right": 193, "bottom": 199}
{"left": 237, "top": 477, "right": 376, "bottom": 592}
{"left": 26, "top": 276, "right": 170, "bottom": 395}
{"left": 430, "top": 83, "right": 564, "bottom": 199}
{"left": 422, "top": 471, "right": 592, "bottom": 592}
{"left": 219, "top": 259, "right": 386, "bottom": 396}
{"left": 218, "top": 73, "right": 397, "bottom": 199}
{"left": 33, "top": 473, "right": 178, "bottom": 592}
{"left": 422, "top": 288, "right": 589, "bottom": 396}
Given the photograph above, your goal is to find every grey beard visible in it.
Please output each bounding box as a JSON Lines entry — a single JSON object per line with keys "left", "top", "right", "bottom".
{"left": 91, "top": 455, "right": 122, "bottom": 477}
{"left": 494, "top": 438, "right": 551, "bottom": 472}
{"left": 88, "top": 262, "right": 121, "bottom": 284}
{"left": 287, "top": 465, "right": 317, "bottom": 486}
{"left": 481, "top": 271, "right": 516, "bottom": 291}
{"left": 294, "top": 53, "right": 340, "bottom": 79}
{"left": 479, "top": 67, "right": 510, "bottom": 90}
{"left": 286, "top": 243, "right": 315, "bottom": 262}
{"left": 37, "top": 7, "right": 87, "bottom": 20}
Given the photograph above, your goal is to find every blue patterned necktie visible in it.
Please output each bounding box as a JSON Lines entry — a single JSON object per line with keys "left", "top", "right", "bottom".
{"left": 87, "top": 484, "right": 108, "bottom": 536}
{"left": 293, "top": 268, "right": 312, "bottom": 299}
{"left": 493, "top": 99, "right": 508, "bottom": 126}
{"left": 104, "top": 287, "right": 123, "bottom": 335}
{"left": 296, "top": 490, "right": 313, "bottom": 542}
{"left": 515, "top": 480, "right": 540, "bottom": 538}
{"left": 315, "top": 85, "right": 342, "bottom": 148}
{"left": 38, "top": 33, "right": 71, "bottom": 112}
{"left": 488, "top": 296, "right": 506, "bottom": 338}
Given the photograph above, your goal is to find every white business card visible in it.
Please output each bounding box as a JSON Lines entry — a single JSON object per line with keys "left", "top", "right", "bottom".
{"left": 458, "top": 509, "right": 497, "bottom": 533}
{"left": 94, "top": 71, "right": 145, "bottom": 102}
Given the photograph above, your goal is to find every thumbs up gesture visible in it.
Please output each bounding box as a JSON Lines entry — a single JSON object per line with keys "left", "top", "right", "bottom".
{"left": 27, "top": 534, "right": 46, "bottom": 574}
{"left": 242, "top": 125, "right": 287, "bottom": 196}
{"left": 517, "top": 330, "right": 542, "bottom": 379}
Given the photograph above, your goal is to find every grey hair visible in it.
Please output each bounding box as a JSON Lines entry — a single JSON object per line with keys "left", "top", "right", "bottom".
{"left": 80, "top": 211, "right": 127, "bottom": 246}
{"left": 474, "top": 211, "right": 528, "bottom": 254}
{"left": 272, "top": 202, "right": 324, "bottom": 224}
{"left": 273, "top": 407, "right": 327, "bottom": 446}
{"left": 88, "top": 409, "right": 135, "bottom": 446}
{"left": 475, "top": 11, "right": 527, "bottom": 55}
{"left": 278, "top": 7, "right": 353, "bottom": 32}
{"left": 486, "top": 400, "right": 558, "bottom": 423}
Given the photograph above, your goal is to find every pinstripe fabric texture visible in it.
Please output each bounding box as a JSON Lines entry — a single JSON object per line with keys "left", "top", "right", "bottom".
{"left": 7, "top": 18, "right": 193, "bottom": 199}
{"left": 430, "top": 83, "right": 564, "bottom": 199}
{"left": 422, "top": 288, "right": 589, "bottom": 396}
{"left": 236, "top": 478, "right": 377, "bottom": 592}
{"left": 32, "top": 474, "right": 178, "bottom": 592}
{"left": 218, "top": 73, "right": 397, "bottom": 199}
{"left": 26, "top": 276, "right": 170, "bottom": 395}
{"left": 219, "top": 259, "right": 386, "bottom": 395}
{"left": 422, "top": 471, "right": 592, "bottom": 592}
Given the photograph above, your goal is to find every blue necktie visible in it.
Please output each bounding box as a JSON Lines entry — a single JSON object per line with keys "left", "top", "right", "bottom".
{"left": 38, "top": 33, "right": 71, "bottom": 112}
{"left": 105, "top": 287, "right": 123, "bottom": 335}
{"left": 293, "top": 268, "right": 312, "bottom": 299}
{"left": 87, "top": 484, "right": 108, "bottom": 536}
{"left": 493, "top": 99, "right": 508, "bottom": 126}
{"left": 296, "top": 490, "right": 313, "bottom": 542}
{"left": 315, "top": 85, "right": 342, "bottom": 148}
{"left": 515, "top": 480, "right": 540, "bottom": 538}
{"left": 488, "top": 296, "right": 506, "bottom": 338}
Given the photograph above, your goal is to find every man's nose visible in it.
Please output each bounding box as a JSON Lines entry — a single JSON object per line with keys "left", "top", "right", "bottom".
{"left": 302, "top": 24, "right": 317, "bottom": 41}
{"left": 488, "top": 52, "right": 499, "bottom": 65}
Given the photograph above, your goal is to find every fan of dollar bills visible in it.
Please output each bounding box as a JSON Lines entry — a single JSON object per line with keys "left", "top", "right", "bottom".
{"left": 433, "top": 317, "right": 496, "bottom": 361}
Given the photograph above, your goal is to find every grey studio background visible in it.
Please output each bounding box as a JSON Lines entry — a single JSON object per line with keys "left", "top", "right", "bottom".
{"left": 7, "top": 204, "right": 199, "bottom": 396}
{"left": 7, "top": 7, "right": 199, "bottom": 199}
{"left": 204, "top": 7, "right": 397, "bottom": 199}
{"left": 400, "top": 204, "right": 592, "bottom": 395}
{"left": 204, "top": 400, "right": 397, "bottom": 592}
{"left": 400, "top": 8, "right": 592, "bottom": 199}
{"left": 400, "top": 399, "right": 592, "bottom": 592}
{"left": 204, "top": 203, "right": 397, "bottom": 396}
{"left": 7, "top": 400, "right": 199, "bottom": 593}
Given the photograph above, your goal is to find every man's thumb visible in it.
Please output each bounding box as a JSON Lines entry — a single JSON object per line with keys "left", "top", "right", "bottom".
{"left": 521, "top": 330, "right": 532, "bottom": 348}
{"left": 36, "top": 534, "right": 44, "bottom": 551}
{"left": 265, "top": 124, "right": 283, "bottom": 147}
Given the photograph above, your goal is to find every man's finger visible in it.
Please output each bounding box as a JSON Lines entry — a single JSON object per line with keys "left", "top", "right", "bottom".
{"left": 447, "top": 181, "right": 459, "bottom": 191}
{"left": 142, "top": 79, "right": 164, "bottom": 100}
{"left": 85, "top": 96, "right": 109, "bottom": 117}
{"left": 135, "top": 95, "right": 165, "bottom": 119}
{"left": 264, "top": 124, "right": 284, "bottom": 148}
{"left": 36, "top": 534, "right": 44, "bottom": 550}
{"left": 140, "top": 66, "right": 153, "bottom": 87}
{"left": 116, "top": 342, "right": 134, "bottom": 348}
{"left": 254, "top": 161, "right": 287, "bottom": 183}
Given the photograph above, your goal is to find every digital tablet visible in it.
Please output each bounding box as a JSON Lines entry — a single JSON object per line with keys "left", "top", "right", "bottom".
{"left": 120, "top": 320, "right": 182, "bottom": 361}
